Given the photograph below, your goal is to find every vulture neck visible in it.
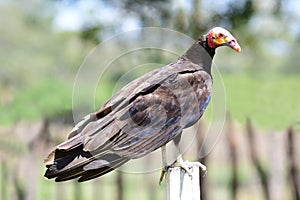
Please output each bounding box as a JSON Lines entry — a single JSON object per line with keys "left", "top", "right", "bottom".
{"left": 183, "top": 35, "right": 215, "bottom": 75}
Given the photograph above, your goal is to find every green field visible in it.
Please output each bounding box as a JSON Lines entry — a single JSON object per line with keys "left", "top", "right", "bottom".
{"left": 222, "top": 73, "right": 300, "bottom": 130}
{"left": 1, "top": 72, "right": 299, "bottom": 130}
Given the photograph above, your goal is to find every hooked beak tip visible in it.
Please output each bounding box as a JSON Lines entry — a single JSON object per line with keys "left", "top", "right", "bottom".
{"left": 234, "top": 45, "right": 241, "bottom": 53}
{"left": 226, "top": 38, "right": 241, "bottom": 53}
{"left": 230, "top": 42, "right": 241, "bottom": 53}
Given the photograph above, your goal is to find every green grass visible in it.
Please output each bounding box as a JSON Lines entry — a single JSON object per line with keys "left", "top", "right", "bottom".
{"left": 222, "top": 73, "right": 300, "bottom": 130}
{"left": 1, "top": 73, "right": 299, "bottom": 130}
{"left": 0, "top": 79, "right": 73, "bottom": 124}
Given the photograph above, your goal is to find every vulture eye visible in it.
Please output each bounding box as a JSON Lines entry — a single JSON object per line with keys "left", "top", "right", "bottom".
{"left": 218, "top": 33, "right": 224, "bottom": 38}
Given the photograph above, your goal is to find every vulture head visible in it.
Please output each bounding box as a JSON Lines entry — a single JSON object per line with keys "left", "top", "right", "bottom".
{"left": 206, "top": 27, "right": 241, "bottom": 53}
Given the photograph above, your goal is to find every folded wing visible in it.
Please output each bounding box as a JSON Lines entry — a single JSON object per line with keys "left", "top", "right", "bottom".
{"left": 44, "top": 59, "right": 211, "bottom": 182}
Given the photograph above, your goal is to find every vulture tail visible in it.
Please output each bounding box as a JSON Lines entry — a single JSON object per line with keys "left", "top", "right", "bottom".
{"left": 44, "top": 136, "right": 129, "bottom": 182}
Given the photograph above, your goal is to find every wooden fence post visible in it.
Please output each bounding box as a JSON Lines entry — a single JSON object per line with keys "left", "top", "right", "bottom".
{"left": 93, "top": 179, "right": 102, "bottom": 200}
{"left": 74, "top": 181, "right": 82, "bottom": 200}
{"left": 246, "top": 118, "right": 270, "bottom": 200}
{"left": 116, "top": 171, "right": 124, "bottom": 200}
{"left": 287, "top": 127, "right": 300, "bottom": 200}
{"left": 166, "top": 163, "right": 201, "bottom": 200}
{"left": 226, "top": 114, "right": 238, "bottom": 200}
{"left": 196, "top": 121, "right": 207, "bottom": 200}
{"left": 1, "top": 160, "right": 7, "bottom": 200}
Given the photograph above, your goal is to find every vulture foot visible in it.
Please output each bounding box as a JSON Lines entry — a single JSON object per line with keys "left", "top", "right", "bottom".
{"left": 159, "top": 155, "right": 207, "bottom": 185}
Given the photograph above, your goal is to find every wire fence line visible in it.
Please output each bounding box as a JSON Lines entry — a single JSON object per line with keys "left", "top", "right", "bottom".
{"left": 0, "top": 115, "right": 299, "bottom": 200}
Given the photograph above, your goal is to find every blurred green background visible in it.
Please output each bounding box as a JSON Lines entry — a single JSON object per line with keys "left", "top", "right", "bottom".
{"left": 0, "top": 0, "right": 299, "bottom": 129}
{"left": 0, "top": 0, "right": 299, "bottom": 200}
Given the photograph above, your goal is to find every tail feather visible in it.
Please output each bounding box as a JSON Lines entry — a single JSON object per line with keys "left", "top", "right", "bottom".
{"left": 54, "top": 167, "right": 85, "bottom": 182}
{"left": 44, "top": 143, "right": 129, "bottom": 182}
{"left": 44, "top": 144, "right": 90, "bottom": 179}
{"left": 78, "top": 159, "right": 128, "bottom": 182}
{"left": 44, "top": 110, "right": 130, "bottom": 182}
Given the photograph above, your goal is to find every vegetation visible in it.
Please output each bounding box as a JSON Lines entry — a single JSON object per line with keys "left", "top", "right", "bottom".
{"left": 1, "top": 0, "right": 299, "bottom": 129}
{"left": 0, "top": 1, "right": 299, "bottom": 200}
{"left": 222, "top": 74, "right": 300, "bottom": 130}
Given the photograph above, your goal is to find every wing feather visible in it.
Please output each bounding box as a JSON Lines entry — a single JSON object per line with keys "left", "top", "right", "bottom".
{"left": 44, "top": 59, "right": 212, "bottom": 182}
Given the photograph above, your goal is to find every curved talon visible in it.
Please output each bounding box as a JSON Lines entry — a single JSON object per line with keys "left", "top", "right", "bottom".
{"left": 159, "top": 161, "right": 207, "bottom": 184}
{"left": 194, "top": 161, "right": 207, "bottom": 177}
{"left": 174, "top": 160, "right": 207, "bottom": 178}
{"left": 159, "top": 165, "right": 170, "bottom": 185}
{"left": 159, "top": 147, "right": 207, "bottom": 184}
{"left": 178, "top": 163, "right": 193, "bottom": 177}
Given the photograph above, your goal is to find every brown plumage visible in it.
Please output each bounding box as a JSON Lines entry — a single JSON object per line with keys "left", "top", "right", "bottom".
{"left": 44, "top": 27, "right": 241, "bottom": 182}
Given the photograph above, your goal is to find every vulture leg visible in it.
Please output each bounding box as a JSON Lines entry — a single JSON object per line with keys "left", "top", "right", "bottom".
{"left": 173, "top": 136, "right": 194, "bottom": 176}
{"left": 158, "top": 133, "right": 207, "bottom": 185}
{"left": 174, "top": 153, "right": 207, "bottom": 177}
{"left": 173, "top": 133, "right": 207, "bottom": 177}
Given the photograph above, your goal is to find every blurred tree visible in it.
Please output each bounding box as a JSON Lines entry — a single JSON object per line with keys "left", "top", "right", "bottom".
{"left": 104, "top": 0, "right": 171, "bottom": 26}
{"left": 173, "top": 7, "right": 187, "bottom": 33}
{"left": 50, "top": 0, "right": 300, "bottom": 62}
{"left": 0, "top": 0, "right": 299, "bottom": 127}
{"left": 80, "top": 25, "right": 103, "bottom": 44}
{"left": 0, "top": 2, "right": 93, "bottom": 123}
{"left": 188, "top": 0, "right": 205, "bottom": 39}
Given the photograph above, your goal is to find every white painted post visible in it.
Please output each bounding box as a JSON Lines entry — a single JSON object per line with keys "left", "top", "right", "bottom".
{"left": 166, "top": 162, "right": 201, "bottom": 200}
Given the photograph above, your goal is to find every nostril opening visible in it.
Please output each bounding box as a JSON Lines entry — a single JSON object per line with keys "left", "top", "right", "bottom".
{"left": 229, "top": 39, "right": 236, "bottom": 46}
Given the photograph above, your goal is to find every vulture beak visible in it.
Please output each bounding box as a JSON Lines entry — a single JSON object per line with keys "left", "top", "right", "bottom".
{"left": 225, "top": 37, "right": 241, "bottom": 53}
{"left": 216, "top": 35, "right": 241, "bottom": 53}
{"left": 210, "top": 27, "right": 241, "bottom": 53}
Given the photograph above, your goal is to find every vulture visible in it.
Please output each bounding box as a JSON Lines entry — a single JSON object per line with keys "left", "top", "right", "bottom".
{"left": 44, "top": 27, "right": 241, "bottom": 182}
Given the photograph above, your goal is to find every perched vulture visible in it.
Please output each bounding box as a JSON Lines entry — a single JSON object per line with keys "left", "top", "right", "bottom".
{"left": 44, "top": 27, "right": 241, "bottom": 182}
